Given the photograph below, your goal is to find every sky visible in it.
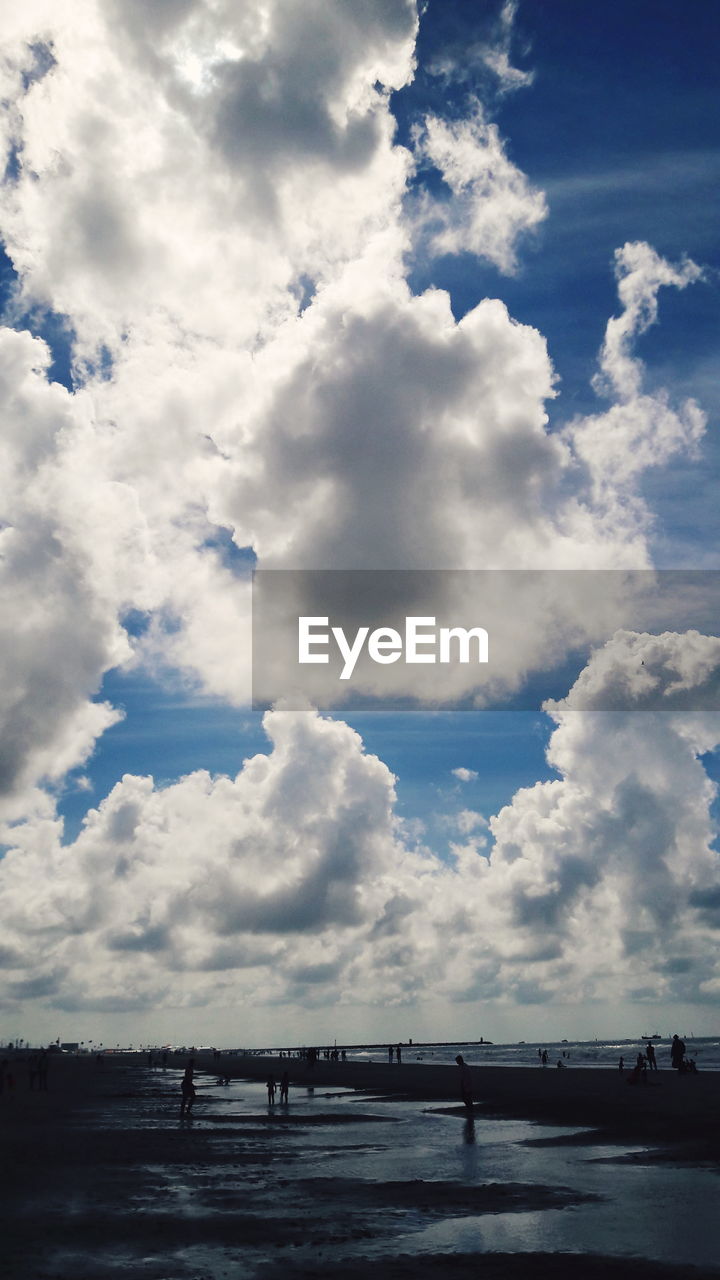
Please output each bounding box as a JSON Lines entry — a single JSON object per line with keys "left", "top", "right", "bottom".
{"left": 1, "top": 0, "right": 719, "bottom": 1050}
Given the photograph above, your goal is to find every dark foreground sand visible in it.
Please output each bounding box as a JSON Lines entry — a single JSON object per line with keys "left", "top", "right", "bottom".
{"left": 1, "top": 1054, "right": 719, "bottom": 1279}
{"left": 258, "top": 1259, "right": 720, "bottom": 1280}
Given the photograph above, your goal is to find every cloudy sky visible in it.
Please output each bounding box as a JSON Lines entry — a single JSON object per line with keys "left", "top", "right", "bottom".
{"left": 1, "top": 0, "right": 719, "bottom": 1049}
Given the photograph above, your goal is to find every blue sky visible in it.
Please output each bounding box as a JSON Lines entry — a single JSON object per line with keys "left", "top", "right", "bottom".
{"left": 399, "top": 0, "right": 720, "bottom": 564}
{"left": 1, "top": 0, "right": 719, "bottom": 1046}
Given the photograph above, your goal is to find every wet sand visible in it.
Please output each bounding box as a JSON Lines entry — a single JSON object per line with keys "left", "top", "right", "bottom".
{"left": 1, "top": 1055, "right": 719, "bottom": 1279}
{"left": 211, "top": 1050, "right": 720, "bottom": 1148}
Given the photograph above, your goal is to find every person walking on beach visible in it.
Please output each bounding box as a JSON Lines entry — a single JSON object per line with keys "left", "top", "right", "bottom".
{"left": 646, "top": 1043, "right": 657, "bottom": 1071}
{"left": 388, "top": 1045, "right": 394, "bottom": 1063}
{"left": 266, "top": 1073, "right": 276, "bottom": 1104}
{"left": 455, "top": 1055, "right": 473, "bottom": 1110}
{"left": 180, "top": 1065, "right": 196, "bottom": 1115}
{"left": 279, "top": 1071, "right": 289, "bottom": 1103}
{"left": 396, "top": 1044, "right": 402, "bottom": 1064}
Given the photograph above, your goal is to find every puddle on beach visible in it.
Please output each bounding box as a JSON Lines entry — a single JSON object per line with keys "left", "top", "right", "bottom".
{"left": 11, "top": 1067, "right": 720, "bottom": 1279}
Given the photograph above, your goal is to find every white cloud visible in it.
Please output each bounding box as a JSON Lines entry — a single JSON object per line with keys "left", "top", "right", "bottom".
{"left": 562, "top": 244, "right": 706, "bottom": 551}
{"left": 0, "top": 0, "right": 417, "bottom": 360}
{"left": 0, "top": 1, "right": 707, "bottom": 783}
{"left": 413, "top": 104, "right": 547, "bottom": 273}
{"left": 594, "top": 242, "right": 703, "bottom": 403}
{"left": 427, "top": 0, "right": 533, "bottom": 98}
{"left": 0, "top": 707, "right": 408, "bottom": 1012}
{"left": 452, "top": 767, "right": 478, "bottom": 782}
{"left": 1, "top": 636, "right": 719, "bottom": 1027}
{"left": 0, "top": 329, "right": 126, "bottom": 816}
{"left": 455, "top": 808, "right": 487, "bottom": 835}
{"left": 485, "top": 631, "right": 720, "bottom": 999}
{"left": 481, "top": 0, "right": 534, "bottom": 96}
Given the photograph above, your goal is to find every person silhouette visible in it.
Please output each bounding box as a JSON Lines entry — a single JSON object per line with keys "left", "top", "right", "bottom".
{"left": 266, "top": 1074, "right": 276, "bottom": 1104}
{"left": 180, "top": 1067, "right": 196, "bottom": 1114}
{"left": 670, "top": 1035, "right": 686, "bottom": 1070}
{"left": 455, "top": 1055, "right": 473, "bottom": 1110}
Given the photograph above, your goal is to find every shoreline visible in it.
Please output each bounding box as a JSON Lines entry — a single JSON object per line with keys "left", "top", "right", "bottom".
{"left": 188, "top": 1051, "right": 720, "bottom": 1150}
{"left": 4, "top": 1050, "right": 718, "bottom": 1147}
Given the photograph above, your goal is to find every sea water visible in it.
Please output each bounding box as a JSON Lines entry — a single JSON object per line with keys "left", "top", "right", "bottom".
{"left": 340, "top": 1035, "right": 720, "bottom": 1070}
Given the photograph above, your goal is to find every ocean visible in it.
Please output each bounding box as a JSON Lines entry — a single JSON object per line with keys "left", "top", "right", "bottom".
{"left": 259, "top": 1036, "right": 720, "bottom": 1071}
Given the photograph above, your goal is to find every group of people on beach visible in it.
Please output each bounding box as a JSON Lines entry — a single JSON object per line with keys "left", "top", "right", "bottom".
{"left": 26, "top": 1049, "right": 50, "bottom": 1090}
{"left": 621, "top": 1035, "right": 698, "bottom": 1085}
{"left": 266, "top": 1071, "right": 290, "bottom": 1104}
{"left": 180, "top": 1059, "right": 294, "bottom": 1112}
{"left": 537, "top": 1048, "right": 571, "bottom": 1067}
{"left": 301, "top": 1046, "right": 347, "bottom": 1066}
{"left": 622, "top": 1046, "right": 659, "bottom": 1085}
{"left": 0, "top": 1049, "right": 50, "bottom": 1094}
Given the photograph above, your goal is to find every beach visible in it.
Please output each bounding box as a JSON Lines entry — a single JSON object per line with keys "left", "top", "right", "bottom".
{"left": 2, "top": 1052, "right": 720, "bottom": 1279}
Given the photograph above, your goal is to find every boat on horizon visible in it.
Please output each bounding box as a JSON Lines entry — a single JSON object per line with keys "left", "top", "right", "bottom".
{"left": 641, "top": 1033, "right": 662, "bottom": 1040}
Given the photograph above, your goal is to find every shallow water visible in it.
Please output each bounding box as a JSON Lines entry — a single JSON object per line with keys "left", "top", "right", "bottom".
{"left": 52, "top": 1068, "right": 720, "bottom": 1277}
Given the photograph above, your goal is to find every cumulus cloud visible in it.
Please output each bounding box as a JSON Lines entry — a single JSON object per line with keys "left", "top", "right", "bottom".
{"left": 486, "top": 631, "right": 720, "bottom": 1001}
{"left": 0, "top": 328, "right": 126, "bottom": 817}
{"left": 0, "top": 707, "right": 407, "bottom": 1013}
{"left": 1, "top": 636, "right": 719, "bottom": 1024}
{"left": 0, "top": 0, "right": 417, "bottom": 357}
{"left": 452, "top": 768, "right": 478, "bottom": 782}
{"left": 0, "top": 1, "right": 707, "bottom": 784}
{"left": 594, "top": 242, "right": 703, "bottom": 403}
{"left": 412, "top": 104, "right": 546, "bottom": 273}
{"left": 563, "top": 243, "right": 706, "bottom": 549}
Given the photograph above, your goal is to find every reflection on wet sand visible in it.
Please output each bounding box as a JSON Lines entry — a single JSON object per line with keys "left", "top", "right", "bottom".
{"left": 1, "top": 1057, "right": 719, "bottom": 1279}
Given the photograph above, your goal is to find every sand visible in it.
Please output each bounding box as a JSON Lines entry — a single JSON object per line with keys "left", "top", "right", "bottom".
{"left": 206, "top": 1050, "right": 720, "bottom": 1148}
{"left": 1, "top": 1053, "right": 719, "bottom": 1279}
